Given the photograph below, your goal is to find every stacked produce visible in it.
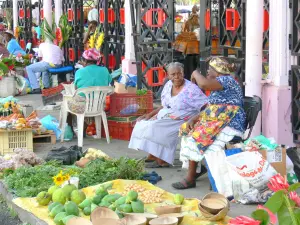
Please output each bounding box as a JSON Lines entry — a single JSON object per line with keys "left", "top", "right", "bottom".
{"left": 122, "top": 184, "right": 164, "bottom": 204}
{"left": 36, "top": 182, "right": 87, "bottom": 225}
{"left": 0, "top": 148, "right": 44, "bottom": 172}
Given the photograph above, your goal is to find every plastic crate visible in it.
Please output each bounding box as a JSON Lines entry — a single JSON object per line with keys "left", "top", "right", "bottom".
{"left": 0, "top": 129, "right": 33, "bottom": 155}
{"left": 109, "top": 91, "right": 153, "bottom": 117}
{"left": 101, "top": 120, "right": 136, "bottom": 141}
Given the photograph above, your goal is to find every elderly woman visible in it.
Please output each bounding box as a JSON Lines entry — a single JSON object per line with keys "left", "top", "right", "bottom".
{"left": 128, "top": 62, "right": 208, "bottom": 168}
{"left": 172, "top": 57, "right": 246, "bottom": 189}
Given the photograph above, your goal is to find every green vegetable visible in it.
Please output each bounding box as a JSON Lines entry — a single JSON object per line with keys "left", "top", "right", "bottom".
{"left": 99, "top": 201, "right": 111, "bottom": 207}
{"left": 131, "top": 200, "right": 144, "bottom": 213}
{"left": 64, "top": 201, "right": 79, "bottom": 216}
{"left": 118, "top": 203, "right": 133, "bottom": 213}
{"left": 62, "top": 215, "right": 76, "bottom": 225}
{"left": 92, "top": 195, "right": 103, "bottom": 205}
{"left": 78, "top": 198, "right": 92, "bottom": 209}
{"left": 115, "top": 196, "right": 126, "bottom": 207}
{"left": 4, "top": 163, "right": 81, "bottom": 198}
{"left": 174, "top": 194, "right": 184, "bottom": 205}
{"left": 78, "top": 158, "right": 145, "bottom": 189}
{"left": 136, "top": 89, "right": 148, "bottom": 96}
{"left": 126, "top": 191, "right": 138, "bottom": 203}
{"left": 83, "top": 206, "right": 91, "bottom": 216}
{"left": 109, "top": 204, "right": 117, "bottom": 211}
{"left": 91, "top": 203, "right": 98, "bottom": 212}
{"left": 54, "top": 212, "right": 67, "bottom": 225}
{"left": 50, "top": 204, "right": 65, "bottom": 218}
{"left": 49, "top": 202, "right": 61, "bottom": 212}
{"left": 102, "top": 194, "right": 122, "bottom": 204}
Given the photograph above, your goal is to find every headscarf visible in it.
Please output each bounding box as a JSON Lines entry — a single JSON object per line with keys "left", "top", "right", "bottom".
{"left": 82, "top": 48, "right": 100, "bottom": 61}
{"left": 209, "top": 57, "right": 236, "bottom": 74}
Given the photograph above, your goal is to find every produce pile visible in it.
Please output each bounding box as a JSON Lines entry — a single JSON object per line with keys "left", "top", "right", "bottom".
{"left": 0, "top": 148, "right": 44, "bottom": 172}
{"left": 0, "top": 110, "right": 46, "bottom": 133}
{"left": 34, "top": 180, "right": 186, "bottom": 225}
{"left": 122, "top": 184, "right": 164, "bottom": 204}
{"left": 3, "top": 157, "right": 145, "bottom": 198}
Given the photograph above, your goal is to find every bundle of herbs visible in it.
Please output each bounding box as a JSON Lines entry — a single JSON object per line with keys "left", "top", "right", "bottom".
{"left": 4, "top": 161, "right": 81, "bottom": 197}
{"left": 78, "top": 157, "right": 145, "bottom": 189}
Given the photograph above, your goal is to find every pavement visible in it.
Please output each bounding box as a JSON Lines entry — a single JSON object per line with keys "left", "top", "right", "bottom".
{"left": 16, "top": 94, "right": 257, "bottom": 219}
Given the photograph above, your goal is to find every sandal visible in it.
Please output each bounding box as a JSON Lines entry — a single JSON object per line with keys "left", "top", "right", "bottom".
{"left": 172, "top": 179, "right": 196, "bottom": 190}
{"left": 195, "top": 165, "right": 208, "bottom": 180}
{"left": 145, "top": 159, "right": 155, "bottom": 163}
{"left": 145, "top": 161, "right": 170, "bottom": 168}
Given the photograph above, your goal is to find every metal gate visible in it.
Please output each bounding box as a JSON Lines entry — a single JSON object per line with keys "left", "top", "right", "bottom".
{"left": 17, "top": 0, "right": 32, "bottom": 49}
{"left": 0, "top": 0, "right": 13, "bottom": 28}
{"left": 97, "top": 0, "right": 125, "bottom": 71}
{"left": 290, "top": 0, "right": 300, "bottom": 143}
{"left": 62, "top": 0, "right": 84, "bottom": 64}
{"left": 129, "top": 0, "right": 174, "bottom": 91}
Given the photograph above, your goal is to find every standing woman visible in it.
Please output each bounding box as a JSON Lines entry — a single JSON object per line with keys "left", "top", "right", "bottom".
{"left": 172, "top": 57, "right": 246, "bottom": 189}
{"left": 129, "top": 62, "right": 208, "bottom": 168}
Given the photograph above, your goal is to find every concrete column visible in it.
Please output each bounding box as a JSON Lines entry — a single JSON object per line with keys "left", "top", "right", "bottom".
{"left": 54, "top": 0, "right": 62, "bottom": 26}
{"left": 261, "top": 0, "right": 293, "bottom": 146}
{"left": 13, "top": 0, "right": 18, "bottom": 31}
{"left": 43, "top": 0, "right": 52, "bottom": 42}
{"left": 269, "top": 0, "right": 289, "bottom": 86}
{"left": 245, "top": 0, "right": 263, "bottom": 137}
{"left": 121, "top": 0, "right": 137, "bottom": 74}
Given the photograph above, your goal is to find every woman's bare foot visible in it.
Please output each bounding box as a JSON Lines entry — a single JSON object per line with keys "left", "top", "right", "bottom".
{"left": 145, "top": 154, "right": 157, "bottom": 162}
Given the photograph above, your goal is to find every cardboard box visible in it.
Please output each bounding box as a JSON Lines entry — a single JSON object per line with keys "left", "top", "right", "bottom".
{"left": 259, "top": 148, "right": 286, "bottom": 177}
{"left": 114, "top": 81, "right": 137, "bottom": 94}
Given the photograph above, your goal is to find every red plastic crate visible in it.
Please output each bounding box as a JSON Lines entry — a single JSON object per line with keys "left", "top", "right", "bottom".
{"left": 109, "top": 91, "right": 153, "bottom": 117}
{"left": 101, "top": 120, "right": 135, "bottom": 141}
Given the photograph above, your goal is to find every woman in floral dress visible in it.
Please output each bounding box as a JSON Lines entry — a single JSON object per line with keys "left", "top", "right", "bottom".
{"left": 129, "top": 62, "right": 208, "bottom": 168}
{"left": 172, "top": 57, "right": 246, "bottom": 189}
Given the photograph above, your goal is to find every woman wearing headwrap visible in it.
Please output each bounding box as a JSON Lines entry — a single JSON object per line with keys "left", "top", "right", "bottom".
{"left": 74, "top": 48, "right": 111, "bottom": 89}
{"left": 66, "top": 49, "right": 111, "bottom": 133}
{"left": 172, "top": 57, "right": 246, "bottom": 189}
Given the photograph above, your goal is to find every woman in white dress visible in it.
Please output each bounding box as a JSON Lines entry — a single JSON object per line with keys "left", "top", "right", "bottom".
{"left": 128, "top": 62, "right": 208, "bottom": 168}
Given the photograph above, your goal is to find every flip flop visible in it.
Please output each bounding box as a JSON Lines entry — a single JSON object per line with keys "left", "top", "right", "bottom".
{"left": 172, "top": 179, "right": 196, "bottom": 190}
{"left": 145, "top": 161, "right": 170, "bottom": 168}
{"left": 145, "top": 159, "right": 156, "bottom": 163}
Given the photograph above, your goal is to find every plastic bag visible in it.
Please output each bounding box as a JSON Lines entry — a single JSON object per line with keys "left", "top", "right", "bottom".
{"left": 205, "top": 150, "right": 250, "bottom": 198}
{"left": 15, "top": 75, "right": 30, "bottom": 96}
{"left": 64, "top": 125, "right": 74, "bottom": 141}
{"left": 40, "top": 115, "right": 61, "bottom": 139}
{"left": 120, "top": 104, "right": 139, "bottom": 115}
{"left": 245, "top": 135, "right": 278, "bottom": 151}
{"left": 226, "top": 151, "right": 278, "bottom": 190}
{"left": 287, "top": 155, "right": 298, "bottom": 184}
{"left": 45, "top": 146, "right": 82, "bottom": 165}
{"left": 118, "top": 73, "right": 137, "bottom": 87}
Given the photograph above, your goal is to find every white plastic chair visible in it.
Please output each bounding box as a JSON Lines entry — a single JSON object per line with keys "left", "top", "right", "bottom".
{"left": 60, "top": 86, "right": 114, "bottom": 147}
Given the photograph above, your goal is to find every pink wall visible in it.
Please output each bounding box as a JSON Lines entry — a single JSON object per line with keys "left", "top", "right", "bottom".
{"left": 262, "top": 85, "right": 294, "bottom": 146}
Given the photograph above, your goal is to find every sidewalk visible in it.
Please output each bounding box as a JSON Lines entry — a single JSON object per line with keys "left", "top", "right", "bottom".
{"left": 18, "top": 94, "right": 257, "bottom": 218}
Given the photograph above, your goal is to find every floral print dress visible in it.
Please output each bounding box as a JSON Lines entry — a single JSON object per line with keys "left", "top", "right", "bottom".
{"left": 180, "top": 75, "right": 246, "bottom": 166}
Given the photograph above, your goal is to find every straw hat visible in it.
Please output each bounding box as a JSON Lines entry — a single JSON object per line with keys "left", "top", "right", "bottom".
{"left": 4, "top": 30, "right": 14, "bottom": 38}
{"left": 198, "top": 193, "right": 230, "bottom": 221}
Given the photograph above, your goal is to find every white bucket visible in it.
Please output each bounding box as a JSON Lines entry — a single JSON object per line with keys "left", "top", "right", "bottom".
{"left": 0, "top": 76, "right": 16, "bottom": 97}
{"left": 61, "top": 177, "right": 80, "bottom": 188}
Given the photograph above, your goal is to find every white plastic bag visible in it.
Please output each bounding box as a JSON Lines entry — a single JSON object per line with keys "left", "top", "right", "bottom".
{"left": 226, "top": 151, "right": 278, "bottom": 190}
{"left": 205, "top": 151, "right": 249, "bottom": 198}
